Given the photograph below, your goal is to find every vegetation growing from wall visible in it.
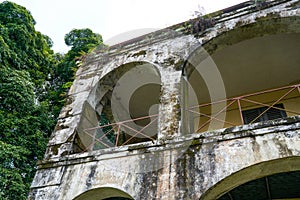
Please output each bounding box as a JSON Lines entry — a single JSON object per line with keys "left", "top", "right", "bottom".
{"left": 0, "top": 1, "right": 104, "bottom": 199}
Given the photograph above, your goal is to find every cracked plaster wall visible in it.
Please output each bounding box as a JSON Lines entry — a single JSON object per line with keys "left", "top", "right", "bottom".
{"left": 30, "top": 0, "right": 300, "bottom": 199}
{"left": 29, "top": 117, "right": 300, "bottom": 199}
{"left": 45, "top": 0, "right": 300, "bottom": 159}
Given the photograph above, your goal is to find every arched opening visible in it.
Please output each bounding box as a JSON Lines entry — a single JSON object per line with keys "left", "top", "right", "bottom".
{"left": 73, "top": 61, "right": 161, "bottom": 152}
{"left": 183, "top": 17, "right": 300, "bottom": 134}
{"left": 73, "top": 187, "right": 134, "bottom": 200}
{"left": 217, "top": 170, "right": 300, "bottom": 200}
{"left": 200, "top": 157, "right": 300, "bottom": 200}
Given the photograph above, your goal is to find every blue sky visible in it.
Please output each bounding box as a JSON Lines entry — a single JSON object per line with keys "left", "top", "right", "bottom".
{"left": 1, "top": 0, "right": 246, "bottom": 52}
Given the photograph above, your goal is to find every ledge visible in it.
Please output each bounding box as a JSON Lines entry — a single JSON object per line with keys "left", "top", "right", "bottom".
{"left": 37, "top": 115, "right": 300, "bottom": 169}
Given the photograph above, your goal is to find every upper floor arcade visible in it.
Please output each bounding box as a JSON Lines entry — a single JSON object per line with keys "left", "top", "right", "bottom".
{"left": 49, "top": 0, "right": 300, "bottom": 154}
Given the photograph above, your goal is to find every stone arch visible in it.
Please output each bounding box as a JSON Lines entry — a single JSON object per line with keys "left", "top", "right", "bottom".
{"left": 182, "top": 15, "right": 300, "bottom": 134}
{"left": 73, "top": 61, "right": 162, "bottom": 152}
{"left": 203, "top": 16, "right": 300, "bottom": 55}
{"left": 183, "top": 15, "right": 300, "bottom": 85}
{"left": 73, "top": 187, "right": 134, "bottom": 200}
{"left": 45, "top": 32, "right": 200, "bottom": 158}
{"left": 200, "top": 156, "right": 300, "bottom": 200}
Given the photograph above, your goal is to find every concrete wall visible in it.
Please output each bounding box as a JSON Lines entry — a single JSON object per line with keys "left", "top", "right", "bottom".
{"left": 29, "top": 0, "right": 300, "bottom": 199}
{"left": 29, "top": 116, "right": 300, "bottom": 199}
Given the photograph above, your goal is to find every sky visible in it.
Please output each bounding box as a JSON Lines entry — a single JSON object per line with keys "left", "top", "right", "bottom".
{"left": 1, "top": 0, "right": 246, "bottom": 53}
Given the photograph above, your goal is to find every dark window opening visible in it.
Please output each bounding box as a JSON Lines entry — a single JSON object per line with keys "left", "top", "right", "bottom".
{"left": 242, "top": 103, "right": 287, "bottom": 124}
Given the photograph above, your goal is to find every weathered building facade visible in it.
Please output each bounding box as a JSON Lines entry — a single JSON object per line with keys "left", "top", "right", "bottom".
{"left": 29, "top": 0, "right": 300, "bottom": 199}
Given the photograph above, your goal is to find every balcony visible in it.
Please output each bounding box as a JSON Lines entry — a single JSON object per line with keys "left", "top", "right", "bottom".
{"left": 81, "top": 84, "right": 299, "bottom": 151}
{"left": 187, "top": 84, "right": 300, "bottom": 133}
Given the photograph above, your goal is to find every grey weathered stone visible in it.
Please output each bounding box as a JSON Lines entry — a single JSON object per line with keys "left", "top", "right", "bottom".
{"left": 29, "top": 0, "right": 300, "bottom": 199}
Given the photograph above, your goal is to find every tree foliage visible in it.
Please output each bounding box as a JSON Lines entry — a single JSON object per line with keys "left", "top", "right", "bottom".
{"left": 0, "top": 2, "right": 105, "bottom": 199}
{"left": 0, "top": 1, "right": 55, "bottom": 98}
{"left": 65, "top": 28, "right": 103, "bottom": 51}
{"left": 0, "top": 67, "right": 35, "bottom": 113}
{"left": 0, "top": 1, "right": 55, "bottom": 199}
{"left": 51, "top": 28, "right": 104, "bottom": 116}
{"left": 0, "top": 141, "right": 30, "bottom": 200}
{"left": 58, "top": 28, "right": 103, "bottom": 82}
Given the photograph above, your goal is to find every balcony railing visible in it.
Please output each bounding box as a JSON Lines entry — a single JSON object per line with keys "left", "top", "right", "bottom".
{"left": 82, "top": 84, "right": 300, "bottom": 151}
{"left": 187, "top": 84, "right": 300, "bottom": 133}
{"left": 83, "top": 114, "right": 158, "bottom": 151}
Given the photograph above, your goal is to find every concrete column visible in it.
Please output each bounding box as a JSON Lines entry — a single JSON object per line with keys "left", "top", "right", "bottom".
{"left": 158, "top": 68, "right": 182, "bottom": 140}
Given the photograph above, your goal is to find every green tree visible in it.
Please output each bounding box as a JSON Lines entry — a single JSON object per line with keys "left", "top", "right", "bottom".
{"left": 0, "top": 1, "right": 56, "bottom": 199}
{"left": 0, "top": 141, "right": 30, "bottom": 200}
{"left": 58, "top": 28, "right": 103, "bottom": 83}
{"left": 0, "top": 67, "right": 51, "bottom": 199}
{"left": 0, "top": 67, "right": 35, "bottom": 113}
{"left": 65, "top": 28, "right": 103, "bottom": 52}
{"left": 0, "top": 1, "right": 55, "bottom": 96}
{"left": 0, "top": 2, "right": 106, "bottom": 199}
{"left": 51, "top": 28, "right": 104, "bottom": 116}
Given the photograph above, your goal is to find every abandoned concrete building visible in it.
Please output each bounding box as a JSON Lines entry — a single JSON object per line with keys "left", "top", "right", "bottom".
{"left": 29, "top": 0, "right": 300, "bottom": 199}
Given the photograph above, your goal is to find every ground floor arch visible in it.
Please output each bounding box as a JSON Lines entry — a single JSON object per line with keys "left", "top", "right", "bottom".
{"left": 201, "top": 157, "right": 300, "bottom": 200}
{"left": 73, "top": 187, "right": 134, "bottom": 200}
